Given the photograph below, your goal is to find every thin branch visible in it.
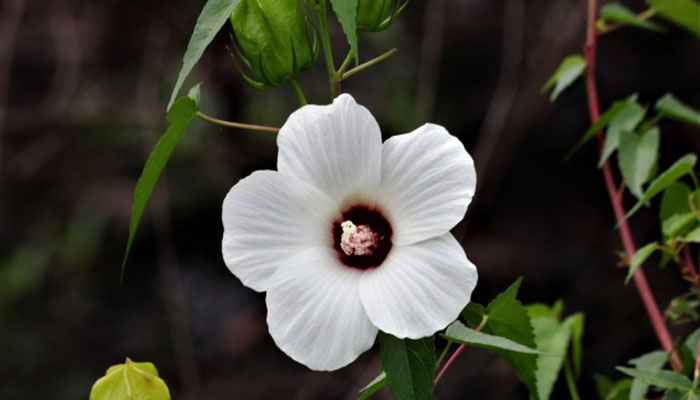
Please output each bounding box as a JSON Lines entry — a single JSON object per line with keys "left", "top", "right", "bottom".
{"left": 596, "top": 8, "right": 657, "bottom": 36}
{"left": 341, "top": 48, "right": 398, "bottom": 80}
{"left": 584, "top": 0, "right": 682, "bottom": 371}
{"left": 434, "top": 316, "right": 488, "bottom": 385}
{"left": 288, "top": 79, "right": 307, "bottom": 107}
{"left": 681, "top": 246, "right": 700, "bottom": 290}
{"left": 195, "top": 112, "right": 279, "bottom": 133}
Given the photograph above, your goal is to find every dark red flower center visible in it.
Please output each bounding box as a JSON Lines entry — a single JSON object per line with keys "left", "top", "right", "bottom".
{"left": 333, "top": 204, "right": 393, "bottom": 270}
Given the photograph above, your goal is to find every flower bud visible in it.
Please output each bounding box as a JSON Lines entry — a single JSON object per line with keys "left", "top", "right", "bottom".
{"left": 230, "top": 0, "right": 316, "bottom": 88}
{"left": 356, "top": 0, "right": 400, "bottom": 32}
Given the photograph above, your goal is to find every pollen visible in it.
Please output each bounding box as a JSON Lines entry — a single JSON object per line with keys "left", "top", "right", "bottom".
{"left": 340, "top": 220, "right": 378, "bottom": 256}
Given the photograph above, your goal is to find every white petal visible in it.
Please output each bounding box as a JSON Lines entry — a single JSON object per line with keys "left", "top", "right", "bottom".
{"left": 222, "top": 171, "right": 338, "bottom": 292}
{"left": 277, "top": 94, "right": 383, "bottom": 202}
{"left": 358, "top": 233, "right": 477, "bottom": 339}
{"left": 380, "top": 124, "right": 476, "bottom": 246}
{"left": 266, "top": 247, "right": 378, "bottom": 371}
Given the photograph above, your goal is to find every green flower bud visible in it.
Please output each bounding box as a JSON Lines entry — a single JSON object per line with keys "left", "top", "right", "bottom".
{"left": 356, "top": 0, "right": 401, "bottom": 32}
{"left": 231, "top": 0, "right": 316, "bottom": 88}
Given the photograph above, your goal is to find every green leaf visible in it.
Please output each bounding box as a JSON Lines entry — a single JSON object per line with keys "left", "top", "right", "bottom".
{"left": 599, "top": 100, "right": 646, "bottom": 167}
{"left": 90, "top": 358, "right": 171, "bottom": 400}
{"left": 378, "top": 332, "right": 435, "bottom": 400}
{"left": 358, "top": 371, "right": 386, "bottom": 400}
{"left": 624, "top": 154, "right": 697, "bottom": 220}
{"left": 594, "top": 375, "right": 633, "bottom": 400}
{"left": 564, "top": 313, "right": 585, "bottom": 378}
{"left": 528, "top": 314, "right": 571, "bottom": 400}
{"left": 648, "top": 0, "right": 700, "bottom": 38}
{"left": 541, "top": 55, "right": 586, "bottom": 102}
{"left": 527, "top": 300, "right": 564, "bottom": 321}
{"left": 618, "top": 127, "right": 660, "bottom": 198}
{"left": 442, "top": 321, "right": 546, "bottom": 355}
{"left": 462, "top": 278, "right": 541, "bottom": 398}
{"left": 656, "top": 93, "right": 700, "bottom": 126}
{"left": 122, "top": 86, "right": 201, "bottom": 280}
{"left": 600, "top": 3, "right": 664, "bottom": 31}
{"left": 167, "top": 0, "right": 241, "bottom": 110}
{"left": 665, "top": 388, "right": 700, "bottom": 400}
{"left": 568, "top": 96, "right": 637, "bottom": 159}
{"left": 629, "top": 351, "right": 669, "bottom": 400}
{"left": 682, "top": 225, "right": 700, "bottom": 242}
{"left": 660, "top": 183, "right": 699, "bottom": 237}
{"left": 616, "top": 366, "right": 693, "bottom": 390}
{"left": 525, "top": 302, "right": 585, "bottom": 400}
{"left": 626, "top": 242, "right": 658, "bottom": 284}
{"left": 329, "top": 0, "right": 359, "bottom": 64}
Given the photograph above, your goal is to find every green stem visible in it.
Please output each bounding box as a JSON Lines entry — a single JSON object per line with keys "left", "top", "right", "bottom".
{"left": 332, "top": 50, "right": 355, "bottom": 97}
{"left": 337, "top": 49, "right": 354, "bottom": 76}
{"left": 597, "top": 8, "right": 657, "bottom": 35}
{"left": 435, "top": 341, "right": 453, "bottom": 370}
{"left": 564, "top": 360, "right": 581, "bottom": 400}
{"left": 342, "top": 48, "right": 398, "bottom": 80}
{"left": 317, "top": 0, "right": 336, "bottom": 99}
{"left": 639, "top": 113, "right": 663, "bottom": 132}
{"left": 288, "top": 79, "right": 308, "bottom": 106}
{"left": 195, "top": 111, "right": 279, "bottom": 133}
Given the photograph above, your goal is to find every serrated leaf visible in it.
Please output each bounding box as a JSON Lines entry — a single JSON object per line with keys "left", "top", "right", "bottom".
{"left": 629, "top": 350, "right": 669, "bottom": 400}
{"left": 525, "top": 302, "right": 585, "bottom": 400}
{"left": 660, "top": 183, "right": 699, "bottom": 237}
{"left": 465, "top": 278, "right": 541, "bottom": 398}
{"left": 529, "top": 314, "right": 571, "bottom": 400}
{"left": 656, "top": 93, "right": 700, "bottom": 126}
{"left": 330, "top": 0, "right": 359, "bottom": 64}
{"left": 378, "top": 332, "right": 434, "bottom": 400}
{"left": 616, "top": 366, "right": 693, "bottom": 390}
{"left": 541, "top": 55, "right": 586, "bottom": 101}
{"left": 568, "top": 96, "right": 637, "bottom": 159}
{"left": 122, "top": 86, "right": 201, "bottom": 280}
{"left": 599, "top": 100, "right": 646, "bottom": 167}
{"left": 442, "top": 322, "right": 547, "bottom": 355}
{"left": 167, "top": 0, "right": 241, "bottom": 110}
{"left": 600, "top": 3, "right": 664, "bottom": 31}
{"left": 358, "top": 371, "right": 386, "bottom": 400}
{"left": 626, "top": 242, "right": 658, "bottom": 284}
{"left": 618, "top": 128, "right": 660, "bottom": 198}
{"left": 648, "top": 0, "right": 700, "bottom": 38}
{"left": 624, "top": 154, "right": 697, "bottom": 221}
{"left": 90, "top": 358, "right": 171, "bottom": 400}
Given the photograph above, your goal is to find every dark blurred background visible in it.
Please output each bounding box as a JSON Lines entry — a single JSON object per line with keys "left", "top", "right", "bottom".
{"left": 1, "top": 0, "right": 699, "bottom": 398}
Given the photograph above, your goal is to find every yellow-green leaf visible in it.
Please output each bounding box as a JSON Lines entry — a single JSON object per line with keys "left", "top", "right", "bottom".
{"left": 541, "top": 55, "right": 586, "bottom": 102}
{"left": 626, "top": 242, "right": 658, "bottom": 284}
{"left": 90, "top": 358, "right": 171, "bottom": 400}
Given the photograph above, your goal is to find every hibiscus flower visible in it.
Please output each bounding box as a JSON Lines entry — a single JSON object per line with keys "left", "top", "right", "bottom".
{"left": 222, "top": 94, "right": 478, "bottom": 371}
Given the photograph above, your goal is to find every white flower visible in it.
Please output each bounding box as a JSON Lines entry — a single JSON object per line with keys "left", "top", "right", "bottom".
{"left": 222, "top": 94, "right": 478, "bottom": 371}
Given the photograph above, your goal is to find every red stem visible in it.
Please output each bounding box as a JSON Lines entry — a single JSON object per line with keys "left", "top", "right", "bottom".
{"left": 681, "top": 246, "right": 700, "bottom": 289}
{"left": 434, "top": 324, "right": 484, "bottom": 385}
{"left": 584, "top": 0, "right": 681, "bottom": 371}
